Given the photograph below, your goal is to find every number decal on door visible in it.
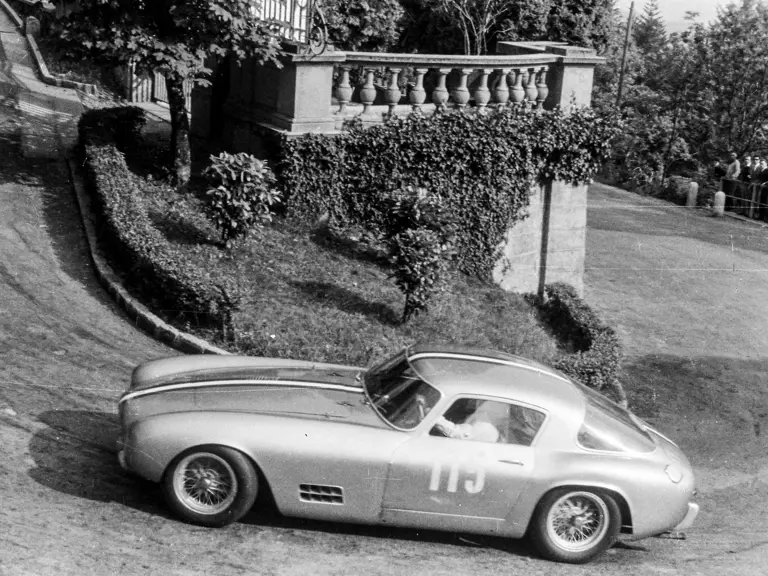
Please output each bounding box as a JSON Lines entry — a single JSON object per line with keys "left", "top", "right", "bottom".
{"left": 429, "top": 461, "right": 485, "bottom": 494}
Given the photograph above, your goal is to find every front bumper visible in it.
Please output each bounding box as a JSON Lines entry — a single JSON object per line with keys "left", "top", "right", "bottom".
{"left": 672, "top": 501, "right": 700, "bottom": 531}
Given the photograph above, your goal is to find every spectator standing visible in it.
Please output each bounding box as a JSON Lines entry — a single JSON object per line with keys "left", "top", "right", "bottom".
{"left": 741, "top": 155, "right": 753, "bottom": 181}
{"left": 724, "top": 153, "right": 741, "bottom": 210}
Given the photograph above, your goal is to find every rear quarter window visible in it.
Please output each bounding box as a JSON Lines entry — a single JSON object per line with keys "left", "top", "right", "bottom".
{"left": 577, "top": 401, "right": 656, "bottom": 454}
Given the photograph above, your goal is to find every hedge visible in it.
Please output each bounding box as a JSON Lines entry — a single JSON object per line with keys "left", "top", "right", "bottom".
{"left": 79, "top": 107, "right": 239, "bottom": 331}
{"left": 540, "top": 283, "right": 626, "bottom": 404}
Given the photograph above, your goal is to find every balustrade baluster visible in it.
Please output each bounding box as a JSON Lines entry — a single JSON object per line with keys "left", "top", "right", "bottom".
{"left": 525, "top": 67, "right": 538, "bottom": 102}
{"left": 536, "top": 66, "right": 549, "bottom": 108}
{"left": 334, "top": 66, "right": 353, "bottom": 114}
{"left": 451, "top": 68, "right": 471, "bottom": 109}
{"left": 409, "top": 68, "right": 428, "bottom": 113}
{"left": 359, "top": 68, "right": 377, "bottom": 115}
{"left": 385, "top": 68, "right": 402, "bottom": 117}
{"left": 432, "top": 68, "right": 451, "bottom": 111}
{"left": 492, "top": 68, "right": 510, "bottom": 107}
{"left": 510, "top": 69, "right": 525, "bottom": 104}
{"left": 473, "top": 69, "right": 492, "bottom": 110}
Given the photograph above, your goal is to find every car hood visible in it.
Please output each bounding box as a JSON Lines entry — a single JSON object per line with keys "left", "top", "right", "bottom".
{"left": 121, "top": 355, "right": 385, "bottom": 429}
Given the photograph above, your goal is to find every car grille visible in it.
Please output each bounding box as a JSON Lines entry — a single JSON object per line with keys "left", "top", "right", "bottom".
{"left": 299, "top": 484, "right": 344, "bottom": 505}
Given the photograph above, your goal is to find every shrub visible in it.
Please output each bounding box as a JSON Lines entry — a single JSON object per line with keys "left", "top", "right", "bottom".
{"left": 203, "top": 152, "right": 281, "bottom": 246}
{"left": 79, "top": 108, "right": 239, "bottom": 331}
{"left": 279, "top": 105, "right": 620, "bottom": 279}
{"left": 382, "top": 186, "right": 457, "bottom": 321}
{"left": 540, "top": 283, "right": 624, "bottom": 397}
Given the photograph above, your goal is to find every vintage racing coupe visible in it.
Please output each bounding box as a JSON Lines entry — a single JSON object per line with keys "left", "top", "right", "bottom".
{"left": 116, "top": 345, "right": 699, "bottom": 564}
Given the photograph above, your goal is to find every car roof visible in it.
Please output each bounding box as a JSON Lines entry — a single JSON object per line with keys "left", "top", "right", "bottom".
{"left": 405, "top": 344, "right": 585, "bottom": 414}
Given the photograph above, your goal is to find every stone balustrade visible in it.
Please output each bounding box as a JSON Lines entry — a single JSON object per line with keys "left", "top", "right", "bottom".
{"left": 333, "top": 53, "right": 559, "bottom": 123}
{"left": 216, "top": 40, "right": 603, "bottom": 138}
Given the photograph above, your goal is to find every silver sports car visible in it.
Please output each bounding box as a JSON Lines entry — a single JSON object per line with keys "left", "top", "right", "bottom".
{"left": 116, "top": 344, "right": 698, "bottom": 564}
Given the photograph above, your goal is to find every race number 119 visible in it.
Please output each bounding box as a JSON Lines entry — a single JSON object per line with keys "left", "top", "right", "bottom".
{"left": 429, "top": 461, "right": 485, "bottom": 494}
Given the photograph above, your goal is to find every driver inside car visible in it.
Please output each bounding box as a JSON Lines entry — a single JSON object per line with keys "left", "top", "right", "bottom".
{"left": 432, "top": 400, "right": 508, "bottom": 443}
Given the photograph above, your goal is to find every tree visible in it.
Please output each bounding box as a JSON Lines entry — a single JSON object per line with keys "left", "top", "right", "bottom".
{"left": 324, "top": 0, "right": 405, "bottom": 52}
{"left": 697, "top": 0, "right": 768, "bottom": 158}
{"left": 421, "top": 0, "right": 510, "bottom": 55}
{"left": 633, "top": 0, "right": 667, "bottom": 55}
{"left": 61, "top": 1, "right": 282, "bottom": 186}
{"left": 401, "top": 0, "right": 618, "bottom": 55}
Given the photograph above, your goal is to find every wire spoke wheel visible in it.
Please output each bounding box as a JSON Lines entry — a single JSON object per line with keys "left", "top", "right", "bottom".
{"left": 173, "top": 452, "right": 238, "bottom": 515}
{"left": 546, "top": 491, "right": 609, "bottom": 553}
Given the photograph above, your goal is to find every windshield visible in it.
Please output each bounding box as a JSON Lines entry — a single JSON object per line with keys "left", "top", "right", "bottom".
{"left": 574, "top": 381, "right": 656, "bottom": 453}
{"left": 364, "top": 353, "right": 441, "bottom": 430}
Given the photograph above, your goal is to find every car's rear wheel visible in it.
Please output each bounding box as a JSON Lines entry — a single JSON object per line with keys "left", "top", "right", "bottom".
{"left": 529, "top": 488, "right": 620, "bottom": 564}
{"left": 163, "top": 445, "right": 258, "bottom": 527}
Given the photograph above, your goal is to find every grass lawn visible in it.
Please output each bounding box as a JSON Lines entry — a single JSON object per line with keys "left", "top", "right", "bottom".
{"left": 128, "top": 139, "right": 562, "bottom": 369}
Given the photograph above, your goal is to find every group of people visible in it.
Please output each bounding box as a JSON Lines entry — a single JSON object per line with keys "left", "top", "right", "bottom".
{"left": 716, "top": 152, "right": 768, "bottom": 219}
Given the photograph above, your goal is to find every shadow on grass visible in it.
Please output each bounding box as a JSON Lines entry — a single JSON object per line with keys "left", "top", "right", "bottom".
{"left": 621, "top": 353, "right": 768, "bottom": 441}
{"left": 290, "top": 280, "right": 401, "bottom": 326}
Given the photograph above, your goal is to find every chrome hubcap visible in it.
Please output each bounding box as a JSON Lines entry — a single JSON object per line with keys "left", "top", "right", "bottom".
{"left": 174, "top": 453, "right": 237, "bottom": 515}
{"left": 546, "top": 492, "right": 609, "bottom": 552}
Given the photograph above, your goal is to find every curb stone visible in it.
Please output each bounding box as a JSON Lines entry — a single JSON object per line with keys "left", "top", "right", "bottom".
{"left": 66, "top": 151, "right": 231, "bottom": 356}
{"left": 0, "top": 0, "right": 97, "bottom": 94}
{"left": 26, "top": 33, "right": 97, "bottom": 94}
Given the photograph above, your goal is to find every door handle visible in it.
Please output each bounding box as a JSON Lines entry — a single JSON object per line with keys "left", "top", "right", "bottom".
{"left": 498, "top": 459, "right": 524, "bottom": 466}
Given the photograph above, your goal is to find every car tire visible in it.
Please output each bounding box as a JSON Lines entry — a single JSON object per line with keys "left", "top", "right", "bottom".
{"left": 162, "top": 445, "right": 258, "bottom": 527}
{"left": 528, "top": 488, "right": 621, "bottom": 564}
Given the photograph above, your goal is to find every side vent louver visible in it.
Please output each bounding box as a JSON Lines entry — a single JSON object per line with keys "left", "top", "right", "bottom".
{"left": 299, "top": 484, "right": 344, "bottom": 504}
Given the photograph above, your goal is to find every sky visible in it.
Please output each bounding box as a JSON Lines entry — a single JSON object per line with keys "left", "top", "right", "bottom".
{"left": 616, "top": 0, "right": 725, "bottom": 32}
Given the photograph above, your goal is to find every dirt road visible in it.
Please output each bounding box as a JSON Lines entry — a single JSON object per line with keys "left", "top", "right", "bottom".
{"left": 1, "top": 100, "right": 767, "bottom": 575}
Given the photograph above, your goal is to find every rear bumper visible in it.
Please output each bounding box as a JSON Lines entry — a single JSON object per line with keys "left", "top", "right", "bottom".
{"left": 672, "top": 502, "right": 699, "bottom": 531}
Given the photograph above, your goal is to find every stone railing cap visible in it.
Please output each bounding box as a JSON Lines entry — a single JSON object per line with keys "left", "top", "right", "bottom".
{"left": 342, "top": 51, "right": 559, "bottom": 68}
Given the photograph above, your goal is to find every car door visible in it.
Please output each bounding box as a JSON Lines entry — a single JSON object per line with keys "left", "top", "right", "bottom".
{"left": 380, "top": 396, "right": 545, "bottom": 536}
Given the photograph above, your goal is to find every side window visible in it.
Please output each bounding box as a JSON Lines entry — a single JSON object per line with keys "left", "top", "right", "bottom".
{"left": 430, "top": 398, "right": 545, "bottom": 445}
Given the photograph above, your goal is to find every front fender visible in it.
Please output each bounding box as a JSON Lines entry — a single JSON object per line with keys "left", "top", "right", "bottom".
{"left": 123, "top": 412, "right": 257, "bottom": 483}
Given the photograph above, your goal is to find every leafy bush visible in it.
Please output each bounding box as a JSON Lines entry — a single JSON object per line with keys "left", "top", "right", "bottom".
{"left": 279, "top": 105, "right": 620, "bottom": 279}
{"left": 382, "top": 186, "right": 457, "bottom": 321}
{"left": 203, "top": 152, "right": 281, "bottom": 246}
{"left": 540, "top": 283, "right": 623, "bottom": 396}
{"left": 79, "top": 109, "right": 239, "bottom": 331}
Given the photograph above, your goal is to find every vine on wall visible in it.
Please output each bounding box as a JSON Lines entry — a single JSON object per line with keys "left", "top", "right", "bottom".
{"left": 279, "top": 105, "right": 621, "bottom": 278}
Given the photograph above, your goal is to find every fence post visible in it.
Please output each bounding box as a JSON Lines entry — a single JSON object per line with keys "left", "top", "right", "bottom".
{"left": 713, "top": 188, "right": 726, "bottom": 217}
{"left": 686, "top": 181, "right": 698, "bottom": 208}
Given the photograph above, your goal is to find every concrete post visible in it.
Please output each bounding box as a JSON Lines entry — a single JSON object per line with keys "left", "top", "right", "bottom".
{"left": 713, "top": 190, "right": 726, "bottom": 216}
{"left": 25, "top": 16, "right": 40, "bottom": 38}
{"left": 222, "top": 41, "right": 345, "bottom": 153}
{"left": 687, "top": 182, "right": 699, "bottom": 208}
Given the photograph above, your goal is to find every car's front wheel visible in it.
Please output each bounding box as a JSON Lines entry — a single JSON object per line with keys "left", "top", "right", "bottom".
{"left": 163, "top": 445, "right": 258, "bottom": 527}
{"left": 529, "top": 488, "right": 621, "bottom": 564}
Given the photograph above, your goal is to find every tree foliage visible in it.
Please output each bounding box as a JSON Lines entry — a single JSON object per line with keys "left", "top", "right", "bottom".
{"left": 633, "top": 0, "right": 667, "bottom": 55}
{"left": 324, "top": 0, "right": 405, "bottom": 51}
{"left": 400, "top": 0, "right": 618, "bottom": 55}
{"left": 597, "top": 0, "right": 768, "bottom": 186}
{"left": 60, "top": 0, "right": 283, "bottom": 185}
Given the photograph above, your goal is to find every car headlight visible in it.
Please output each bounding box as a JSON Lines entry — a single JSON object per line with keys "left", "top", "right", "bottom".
{"left": 665, "top": 464, "right": 683, "bottom": 483}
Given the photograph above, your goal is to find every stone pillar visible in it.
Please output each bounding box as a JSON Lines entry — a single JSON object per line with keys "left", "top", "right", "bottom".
{"left": 493, "top": 42, "right": 603, "bottom": 297}
{"left": 221, "top": 42, "right": 344, "bottom": 155}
